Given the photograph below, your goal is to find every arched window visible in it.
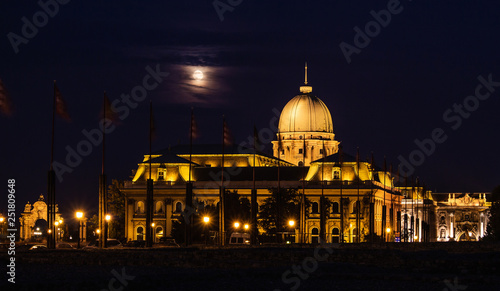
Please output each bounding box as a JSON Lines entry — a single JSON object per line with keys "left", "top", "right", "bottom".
{"left": 440, "top": 216, "right": 445, "bottom": 224}
{"left": 156, "top": 201, "right": 164, "bottom": 213}
{"left": 312, "top": 202, "right": 319, "bottom": 213}
{"left": 440, "top": 229, "right": 446, "bottom": 238}
{"left": 137, "top": 201, "right": 145, "bottom": 214}
{"left": 311, "top": 228, "right": 319, "bottom": 244}
{"left": 155, "top": 226, "right": 163, "bottom": 242}
{"left": 331, "top": 227, "right": 340, "bottom": 243}
{"left": 136, "top": 226, "right": 144, "bottom": 241}
{"left": 298, "top": 161, "right": 304, "bottom": 167}
{"left": 333, "top": 170, "right": 340, "bottom": 180}
{"left": 175, "top": 202, "right": 183, "bottom": 213}
{"left": 332, "top": 202, "right": 339, "bottom": 214}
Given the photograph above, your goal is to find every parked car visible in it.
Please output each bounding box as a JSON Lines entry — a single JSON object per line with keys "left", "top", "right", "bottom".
{"left": 229, "top": 232, "right": 250, "bottom": 245}
{"left": 29, "top": 245, "right": 47, "bottom": 251}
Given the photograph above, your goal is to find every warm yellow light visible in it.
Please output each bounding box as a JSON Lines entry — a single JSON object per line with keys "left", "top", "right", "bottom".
{"left": 288, "top": 220, "right": 295, "bottom": 227}
{"left": 244, "top": 224, "right": 249, "bottom": 230}
{"left": 193, "top": 70, "right": 204, "bottom": 80}
{"left": 105, "top": 214, "right": 111, "bottom": 221}
{"left": 234, "top": 222, "right": 240, "bottom": 229}
{"left": 386, "top": 227, "right": 391, "bottom": 233}
{"left": 96, "top": 229, "right": 101, "bottom": 234}
{"left": 151, "top": 223, "right": 155, "bottom": 227}
{"left": 47, "top": 229, "right": 52, "bottom": 234}
{"left": 59, "top": 219, "right": 63, "bottom": 224}
{"left": 414, "top": 235, "right": 418, "bottom": 240}
{"left": 76, "top": 211, "right": 83, "bottom": 219}
{"left": 55, "top": 221, "right": 59, "bottom": 226}
{"left": 0, "top": 217, "right": 4, "bottom": 223}
{"left": 203, "top": 216, "right": 210, "bottom": 223}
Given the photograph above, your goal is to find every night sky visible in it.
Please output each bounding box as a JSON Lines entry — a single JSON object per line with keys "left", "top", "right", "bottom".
{"left": 1, "top": 0, "right": 500, "bottom": 219}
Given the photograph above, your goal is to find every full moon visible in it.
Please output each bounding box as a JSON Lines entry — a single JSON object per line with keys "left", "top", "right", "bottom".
{"left": 193, "top": 70, "right": 204, "bottom": 80}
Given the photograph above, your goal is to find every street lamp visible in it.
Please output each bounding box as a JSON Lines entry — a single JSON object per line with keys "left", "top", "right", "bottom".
{"left": 287, "top": 220, "right": 296, "bottom": 243}
{"left": 76, "top": 211, "right": 83, "bottom": 249}
{"left": 244, "top": 224, "right": 249, "bottom": 230}
{"left": 288, "top": 220, "right": 295, "bottom": 227}
{"left": 104, "top": 214, "right": 111, "bottom": 248}
{"left": 234, "top": 222, "right": 240, "bottom": 229}
{"left": 0, "top": 217, "right": 4, "bottom": 235}
{"left": 55, "top": 221, "right": 59, "bottom": 243}
{"left": 203, "top": 216, "right": 210, "bottom": 245}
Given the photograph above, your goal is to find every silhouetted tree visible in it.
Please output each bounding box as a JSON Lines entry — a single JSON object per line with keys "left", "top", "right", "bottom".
{"left": 258, "top": 188, "right": 301, "bottom": 235}
{"left": 485, "top": 185, "right": 500, "bottom": 241}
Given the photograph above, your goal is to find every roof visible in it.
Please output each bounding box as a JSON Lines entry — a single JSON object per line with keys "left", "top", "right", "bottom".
{"left": 194, "top": 166, "right": 308, "bottom": 181}
{"left": 145, "top": 153, "right": 198, "bottom": 165}
{"left": 311, "top": 152, "right": 366, "bottom": 164}
{"left": 154, "top": 144, "right": 270, "bottom": 156}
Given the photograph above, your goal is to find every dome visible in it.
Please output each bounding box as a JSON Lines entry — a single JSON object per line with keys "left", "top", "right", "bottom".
{"left": 278, "top": 93, "right": 333, "bottom": 134}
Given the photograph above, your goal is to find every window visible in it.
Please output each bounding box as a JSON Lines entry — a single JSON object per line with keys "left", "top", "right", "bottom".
{"left": 137, "top": 201, "right": 145, "bottom": 214}
{"left": 332, "top": 202, "right": 339, "bottom": 213}
{"left": 312, "top": 202, "right": 319, "bottom": 213}
{"left": 175, "top": 202, "right": 183, "bottom": 213}
{"left": 440, "top": 216, "right": 445, "bottom": 224}
{"left": 137, "top": 226, "right": 144, "bottom": 241}
{"left": 281, "top": 150, "right": 285, "bottom": 155}
{"left": 158, "top": 171, "right": 165, "bottom": 180}
{"left": 156, "top": 201, "right": 164, "bottom": 213}
{"left": 311, "top": 228, "right": 319, "bottom": 244}
{"left": 440, "top": 229, "right": 446, "bottom": 238}
{"left": 298, "top": 148, "right": 303, "bottom": 154}
{"left": 320, "top": 149, "right": 324, "bottom": 154}
{"left": 331, "top": 228, "right": 340, "bottom": 243}
{"left": 333, "top": 170, "right": 340, "bottom": 180}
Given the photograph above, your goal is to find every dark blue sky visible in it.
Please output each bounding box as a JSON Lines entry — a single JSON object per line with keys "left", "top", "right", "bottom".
{"left": 1, "top": 0, "right": 500, "bottom": 218}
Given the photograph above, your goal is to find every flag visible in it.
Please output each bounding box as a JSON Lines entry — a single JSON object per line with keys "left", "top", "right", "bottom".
{"left": 100, "top": 92, "right": 120, "bottom": 125}
{"left": 0, "top": 79, "right": 13, "bottom": 116}
{"left": 54, "top": 82, "right": 70, "bottom": 121}
{"left": 150, "top": 101, "right": 156, "bottom": 140}
{"left": 223, "top": 119, "right": 232, "bottom": 146}
{"left": 190, "top": 108, "right": 198, "bottom": 140}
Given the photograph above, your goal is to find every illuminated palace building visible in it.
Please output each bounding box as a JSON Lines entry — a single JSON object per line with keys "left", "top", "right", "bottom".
{"left": 120, "top": 70, "right": 491, "bottom": 244}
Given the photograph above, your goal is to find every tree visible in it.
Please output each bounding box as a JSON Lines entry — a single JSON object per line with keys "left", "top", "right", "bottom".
{"left": 485, "top": 185, "right": 500, "bottom": 241}
{"left": 258, "top": 188, "right": 302, "bottom": 235}
{"left": 106, "top": 180, "right": 126, "bottom": 240}
{"left": 170, "top": 190, "right": 250, "bottom": 243}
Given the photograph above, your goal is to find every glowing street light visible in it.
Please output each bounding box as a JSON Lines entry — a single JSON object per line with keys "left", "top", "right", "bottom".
{"left": 386, "top": 227, "right": 391, "bottom": 233}
{"left": 96, "top": 229, "right": 101, "bottom": 234}
{"left": 203, "top": 216, "right": 210, "bottom": 245}
{"left": 76, "top": 211, "right": 84, "bottom": 249}
{"left": 244, "top": 224, "right": 249, "bottom": 230}
{"left": 103, "top": 214, "right": 112, "bottom": 248}
{"left": 288, "top": 220, "right": 295, "bottom": 227}
{"left": 234, "top": 222, "right": 240, "bottom": 229}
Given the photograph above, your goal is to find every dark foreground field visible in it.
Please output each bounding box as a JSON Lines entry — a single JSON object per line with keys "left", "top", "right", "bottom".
{"left": 2, "top": 242, "right": 500, "bottom": 291}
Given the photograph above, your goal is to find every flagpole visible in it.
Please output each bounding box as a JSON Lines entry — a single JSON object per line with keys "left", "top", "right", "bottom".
{"left": 99, "top": 92, "right": 107, "bottom": 248}
{"left": 252, "top": 125, "right": 258, "bottom": 245}
{"left": 220, "top": 116, "right": 226, "bottom": 246}
{"left": 320, "top": 140, "right": 325, "bottom": 243}
{"left": 185, "top": 108, "right": 195, "bottom": 246}
{"left": 47, "top": 81, "right": 57, "bottom": 249}
{"left": 356, "top": 148, "right": 360, "bottom": 243}
{"left": 339, "top": 145, "right": 343, "bottom": 244}
{"left": 146, "top": 100, "right": 154, "bottom": 247}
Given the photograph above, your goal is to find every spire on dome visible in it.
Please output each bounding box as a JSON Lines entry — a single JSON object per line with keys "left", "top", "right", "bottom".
{"left": 300, "top": 62, "right": 312, "bottom": 93}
